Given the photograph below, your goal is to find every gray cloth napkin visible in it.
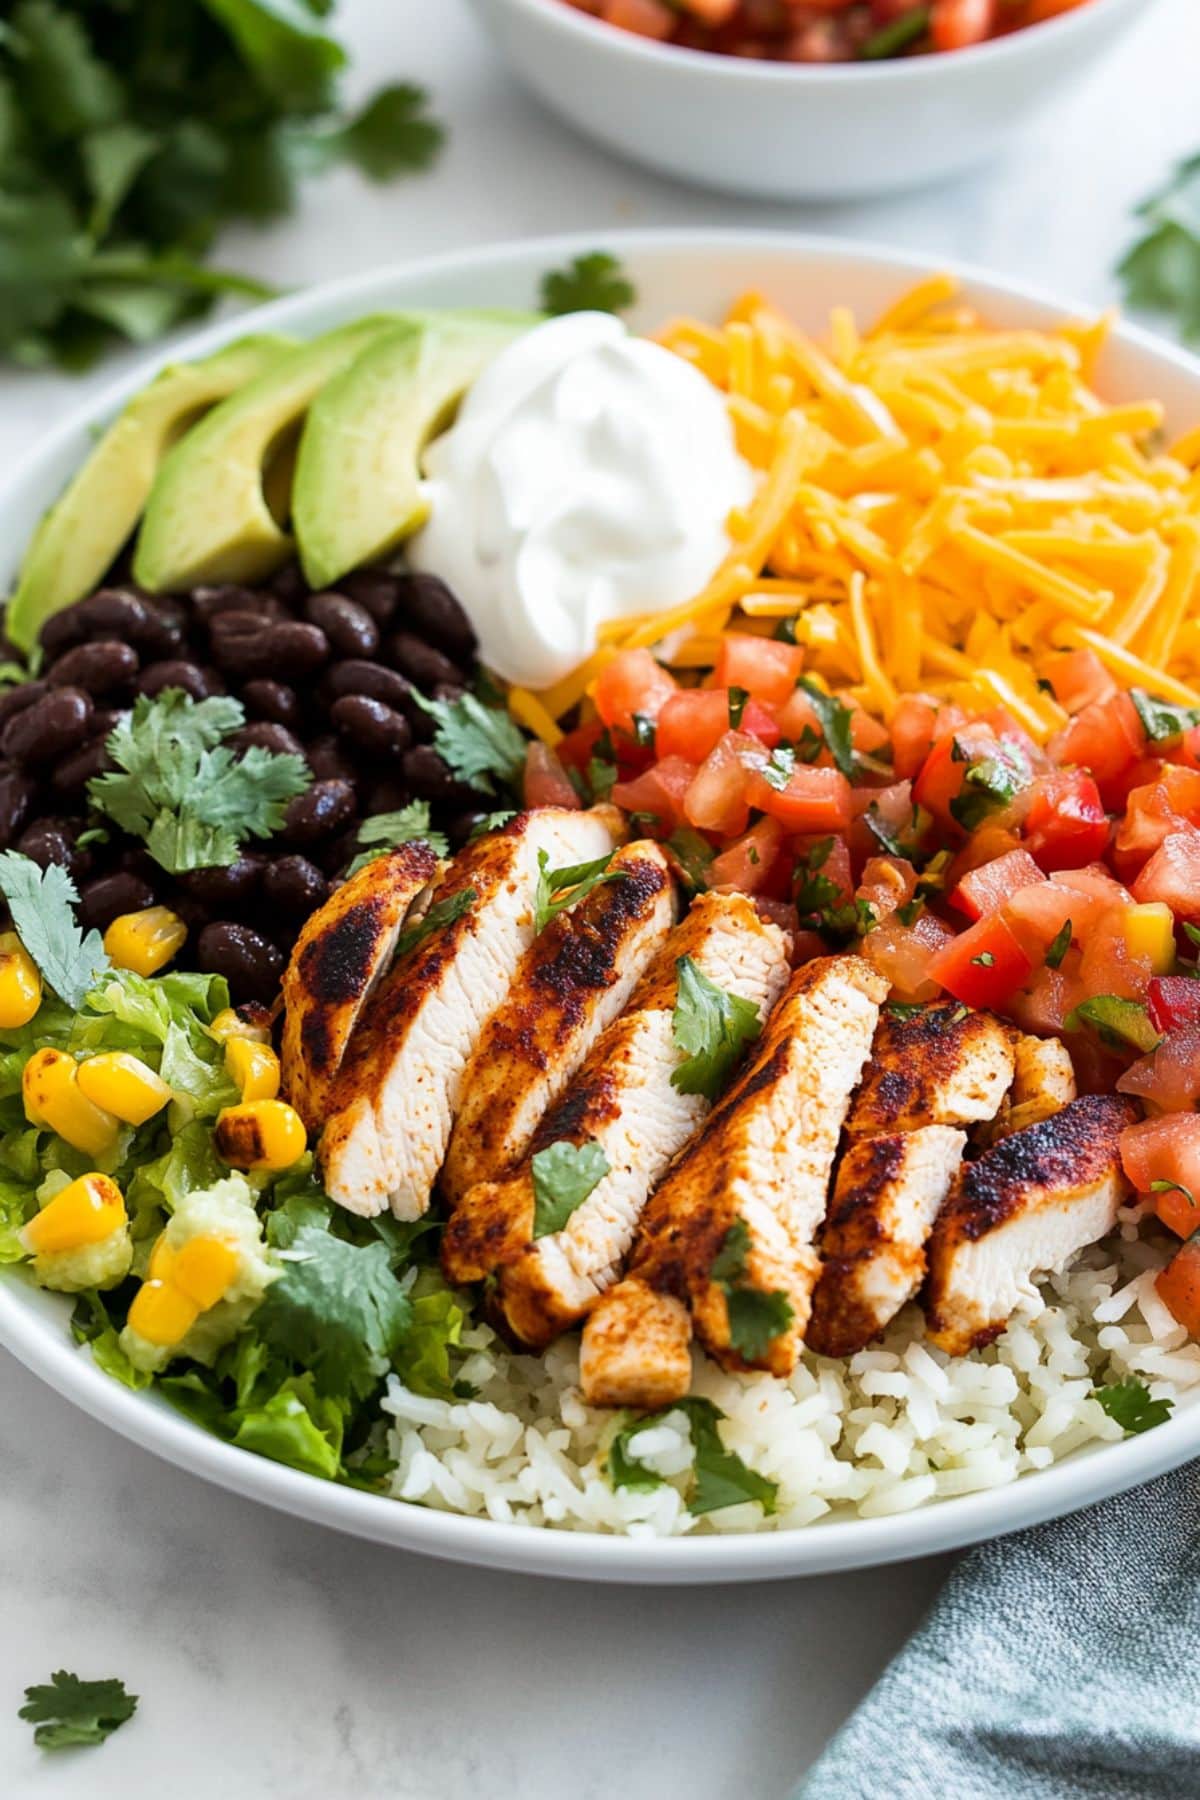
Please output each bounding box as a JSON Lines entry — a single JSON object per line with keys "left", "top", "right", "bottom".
{"left": 796, "top": 1464, "right": 1200, "bottom": 1800}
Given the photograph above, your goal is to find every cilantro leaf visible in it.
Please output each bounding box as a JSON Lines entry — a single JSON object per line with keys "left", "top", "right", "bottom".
{"left": 1065, "top": 995, "right": 1162, "bottom": 1055}
{"left": 346, "top": 803, "right": 448, "bottom": 876}
{"left": 20, "top": 1670, "right": 137, "bottom": 1750}
{"left": 534, "top": 849, "right": 623, "bottom": 935}
{"left": 711, "top": 1217, "right": 794, "bottom": 1361}
{"left": 1118, "top": 156, "right": 1200, "bottom": 343}
{"left": 948, "top": 744, "right": 1030, "bottom": 833}
{"left": 607, "top": 1397, "right": 777, "bottom": 1516}
{"left": 0, "top": 851, "right": 107, "bottom": 1010}
{"left": 665, "top": 827, "right": 714, "bottom": 896}
{"left": 1129, "top": 688, "right": 1200, "bottom": 746}
{"left": 540, "top": 251, "right": 636, "bottom": 317}
{"left": 1045, "top": 918, "right": 1073, "bottom": 970}
{"left": 394, "top": 887, "right": 477, "bottom": 962}
{"left": 671, "top": 956, "right": 762, "bottom": 1101}
{"left": 530, "top": 1139, "right": 610, "bottom": 1238}
{"left": 88, "top": 689, "right": 311, "bottom": 874}
{"left": 795, "top": 677, "right": 860, "bottom": 780}
{"left": 727, "top": 686, "right": 749, "bottom": 729}
{"left": 299, "top": 83, "right": 445, "bottom": 179}
{"left": 254, "top": 1224, "right": 412, "bottom": 1403}
{"left": 1093, "top": 1377, "right": 1174, "bottom": 1436}
{"left": 1151, "top": 1177, "right": 1196, "bottom": 1208}
{"left": 469, "top": 810, "right": 518, "bottom": 840}
{"left": 414, "top": 691, "right": 527, "bottom": 797}
{"left": 759, "top": 744, "right": 797, "bottom": 792}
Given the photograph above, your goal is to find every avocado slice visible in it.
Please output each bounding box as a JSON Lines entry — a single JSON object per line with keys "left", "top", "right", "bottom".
{"left": 133, "top": 315, "right": 400, "bottom": 594}
{"left": 292, "top": 311, "right": 538, "bottom": 591}
{"left": 6, "top": 335, "right": 294, "bottom": 651}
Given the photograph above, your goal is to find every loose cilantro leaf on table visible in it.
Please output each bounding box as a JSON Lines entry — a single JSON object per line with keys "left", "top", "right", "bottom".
{"left": 297, "top": 82, "right": 444, "bottom": 179}
{"left": 346, "top": 803, "right": 448, "bottom": 876}
{"left": 541, "top": 251, "right": 636, "bottom": 317}
{"left": 534, "top": 849, "right": 624, "bottom": 935}
{"left": 254, "top": 1225, "right": 412, "bottom": 1403}
{"left": 530, "top": 1139, "right": 610, "bottom": 1239}
{"left": 394, "top": 888, "right": 477, "bottom": 962}
{"left": 20, "top": 1670, "right": 137, "bottom": 1750}
{"left": 1093, "top": 1378, "right": 1174, "bottom": 1436}
{"left": 0, "top": 852, "right": 107, "bottom": 1009}
{"left": 88, "top": 689, "right": 311, "bottom": 875}
{"left": 415, "top": 691, "right": 527, "bottom": 797}
{"left": 607, "top": 1397, "right": 777, "bottom": 1516}
{"left": 711, "top": 1217, "right": 794, "bottom": 1361}
{"left": 671, "top": 956, "right": 762, "bottom": 1101}
{"left": 1118, "top": 155, "right": 1200, "bottom": 343}
{"left": 1129, "top": 688, "right": 1200, "bottom": 747}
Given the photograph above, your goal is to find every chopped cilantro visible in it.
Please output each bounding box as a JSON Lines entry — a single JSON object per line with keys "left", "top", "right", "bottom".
{"left": 254, "top": 1225, "right": 412, "bottom": 1403}
{"left": 587, "top": 752, "right": 618, "bottom": 802}
{"left": 1093, "top": 1377, "right": 1174, "bottom": 1435}
{"left": 1045, "top": 918, "right": 1074, "bottom": 970}
{"left": 895, "top": 898, "right": 924, "bottom": 926}
{"left": 1151, "top": 1177, "right": 1196, "bottom": 1208}
{"left": 887, "top": 1001, "right": 925, "bottom": 1021}
{"left": 607, "top": 1396, "right": 778, "bottom": 1516}
{"left": 728, "top": 687, "right": 749, "bottom": 729}
{"left": 665, "top": 827, "right": 715, "bottom": 895}
{"left": 468, "top": 810, "right": 518, "bottom": 840}
{"left": 759, "top": 744, "right": 797, "bottom": 791}
{"left": 670, "top": 957, "right": 762, "bottom": 1101}
{"left": 534, "top": 849, "right": 624, "bottom": 935}
{"left": 394, "top": 887, "right": 477, "bottom": 961}
{"left": 948, "top": 744, "right": 1030, "bottom": 833}
{"left": 541, "top": 251, "right": 636, "bottom": 317}
{"left": 20, "top": 1671, "right": 138, "bottom": 1750}
{"left": 0, "top": 852, "right": 108, "bottom": 1010}
{"left": 1065, "top": 994, "right": 1162, "bottom": 1055}
{"left": 796, "top": 677, "right": 859, "bottom": 780}
{"left": 414, "top": 691, "right": 527, "bottom": 796}
{"left": 530, "top": 1139, "right": 610, "bottom": 1239}
{"left": 346, "top": 802, "right": 448, "bottom": 875}
{"left": 630, "top": 712, "right": 657, "bottom": 749}
{"left": 711, "top": 1218, "right": 794, "bottom": 1361}
{"left": 971, "top": 951, "right": 996, "bottom": 968}
{"left": 1129, "top": 688, "right": 1200, "bottom": 746}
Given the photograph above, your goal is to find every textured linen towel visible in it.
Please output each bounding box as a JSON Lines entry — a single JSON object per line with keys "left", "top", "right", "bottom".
{"left": 796, "top": 1463, "right": 1200, "bottom": 1800}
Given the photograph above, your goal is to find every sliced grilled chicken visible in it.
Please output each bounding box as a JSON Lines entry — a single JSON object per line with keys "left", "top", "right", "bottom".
{"left": 806, "top": 1126, "right": 966, "bottom": 1359}
{"left": 580, "top": 955, "right": 887, "bottom": 1407}
{"left": 924, "top": 1093, "right": 1139, "bottom": 1355}
{"left": 579, "top": 1278, "right": 693, "bottom": 1413}
{"left": 846, "top": 1000, "right": 1016, "bottom": 1138}
{"left": 449, "top": 893, "right": 790, "bottom": 1347}
{"left": 280, "top": 842, "right": 439, "bottom": 1133}
{"left": 985, "top": 1034, "right": 1077, "bottom": 1144}
{"left": 319, "top": 807, "right": 622, "bottom": 1220}
{"left": 440, "top": 840, "right": 678, "bottom": 1211}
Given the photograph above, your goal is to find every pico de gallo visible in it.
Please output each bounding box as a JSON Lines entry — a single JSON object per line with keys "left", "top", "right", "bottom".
{"left": 522, "top": 635, "right": 1200, "bottom": 1338}
{"left": 560, "top": 0, "right": 1095, "bottom": 63}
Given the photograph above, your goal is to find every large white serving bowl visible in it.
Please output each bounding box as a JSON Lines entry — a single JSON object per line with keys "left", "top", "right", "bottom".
{"left": 3, "top": 232, "right": 1200, "bottom": 1584}
{"left": 465, "top": 0, "right": 1157, "bottom": 200}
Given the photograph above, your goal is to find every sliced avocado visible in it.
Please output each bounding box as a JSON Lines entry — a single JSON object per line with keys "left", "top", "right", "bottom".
{"left": 6, "top": 335, "right": 294, "bottom": 651}
{"left": 291, "top": 311, "right": 538, "bottom": 591}
{"left": 133, "top": 316, "right": 400, "bottom": 594}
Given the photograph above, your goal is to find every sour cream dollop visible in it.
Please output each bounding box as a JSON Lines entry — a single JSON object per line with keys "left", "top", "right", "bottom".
{"left": 409, "top": 312, "right": 754, "bottom": 690}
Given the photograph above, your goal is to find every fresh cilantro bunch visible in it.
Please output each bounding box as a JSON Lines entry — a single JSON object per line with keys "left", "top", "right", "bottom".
{"left": 0, "top": 0, "right": 444, "bottom": 370}
{"left": 1119, "top": 155, "right": 1200, "bottom": 343}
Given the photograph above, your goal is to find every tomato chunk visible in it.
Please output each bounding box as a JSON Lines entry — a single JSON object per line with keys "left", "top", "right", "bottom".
{"left": 610, "top": 757, "right": 697, "bottom": 833}
{"left": 523, "top": 741, "right": 581, "bottom": 810}
{"left": 743, "top": 758, "right": 852, "bottom": 834}
{"left": 685, "top": 732, "right": 753, "bottom": 837}
{"left": 713, "top": 633, "right": 805, "bottom": 709}
{"left": 1157, "top": 1240, "right": 1200, "bottom": 1335}
{"left": 949, "top": 848, "right": 1044, "bottom": 921}
{"left": 1115, "top": 766, "right": 1200, "bottom": 868}
{"left": 1118, "top": 1025, "right": 1200, "bottom": 1115}
{"left": 930, "top": 0, "right": 995, "bottom": 51}
{"left": 1120, "top": 1113, "right": 1200, "bottom": 1195}
{"left": 1132, "top": 828, "right": 1200, "bottom": 920}
{"left": 593, "top": 649, "right": 677, "bottom": 736}
{"left": 654, "top": 689, "right": 779, "bottom": 763}
{"left": 1051, "top": 693, "right": 1144, "bottom": 802}
{"left": 708, "top": 816, "right": 784, "bottom": 896}
{"left": 862, "top": 908, "right": 956, "bottom": 1003}
{"left": 1041, "top": 649, "right": 1117, "bottom": 716}
{"left": 1148, "top": 977, "right": 1200, "bottom": 1037}
{"left": 925, "top": 913, "right": 1034, "bottom": 1009}
{"left": 1023, "top": 770, "right": 1110, "bottom": 872}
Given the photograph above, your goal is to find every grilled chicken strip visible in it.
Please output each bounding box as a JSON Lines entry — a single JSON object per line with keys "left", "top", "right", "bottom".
{"left": 805, "top": 1126, "right": 966, "bottom": 1360}
{"left": 449, "top": 893, "right": 790, "bottom": 1347}
{"left": 845, "top": 1000, "right": 1016, "bottom": 1138}
{"left": 985, "top": 1034, "right": 1077, "bottom": 1144}
{"left": 924, "top": 1093, "right": 1139, "bottom": 1356}
{"left": 580, "top": 955, "right": 887, "bottom": 1407}
{"left": 319, "top": 807, "right": 622, "bottom": 1220}
{"left": 440, "top": 840, "right": 678, "bottom": 1212}
{"left": 280, "top": 842, "right": 439, "bottom": 1133}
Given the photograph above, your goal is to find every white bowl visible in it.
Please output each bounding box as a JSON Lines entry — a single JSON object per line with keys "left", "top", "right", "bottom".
{"left": 4, "top": 231, "right": 1200, "bottom": 1583}
{"left": 466, "top": 0, "right": 1156, "bottom": 199}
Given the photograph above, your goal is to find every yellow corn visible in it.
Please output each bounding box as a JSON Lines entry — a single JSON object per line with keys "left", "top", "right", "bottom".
{"left": 225, "top": 1038, "right": 280, "bottom": 1102}
{"left": 22, "top": 1048, "right": 120, "bottom": 1158}
{"left": 172, "top": 1236, "right": 239, "bottom": 1309}
{"left": 20, "top": 1173, "right": 126, "bottom": 1256}
{"left": 214, "top": 1099, "right": 306, "bottom": 1172}
{"left": 76, "top": 1051, "right": 171, "bottom": 1126}
{"left": 1121, "top": 902, "right": 1177, "bottom": 975}
{"left": 0, "top": 930, "right": 41, "bottom": 1028}
{"left": 126, "top": 1278, "right": 200, "bottom": 1348}
{"left": 103, "top": 906, "right": 187, "bottom": 977}
{"left": 209, "top": 1006, "right": 272, "bottom": 1045}
{"left": 147, "top": 1232, "right": 175, "bottom": 1281}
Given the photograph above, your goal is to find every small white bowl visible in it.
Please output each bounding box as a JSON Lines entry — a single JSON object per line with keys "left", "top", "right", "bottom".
{"left": 466, "top": 0, "right": 1156, "bottom": 200}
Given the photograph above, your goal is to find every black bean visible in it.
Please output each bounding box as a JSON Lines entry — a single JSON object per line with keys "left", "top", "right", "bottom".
{"left": 362, "top": 776, "right": 412, "bottom": 815}
{"left": 117, "top": 845, "right": 161, "bottom": 885}
{"left": 73, "top": 589, "right": 162, "bottom": 653}
{"left": 330, "top": 694, "right": 411, "bottom": 758}
{"left": 229, "top": 721, "right": 305, "bottom": 759}
{"left": 39, "top": 601, "right": 91, "bottom": 659}
{"left": 137, "top": 659, "right": 224, "bottom": 701}
{"left": 260, "top": 855, "right": 328, "bottom": 915}
{"left": 17, "top": 818, "right": 91, "bottom": 880}
{"left": 139, "top": 596, "right": 189, "bottom": 658}
{"left": 193, "top": 585, "right": 287, "bottom": 625}
{"left": 305, "top": 735, "right": 358, "bottom": 786}
{"left": 270, "top": 562, "right": 308, "bottom": 607}
{"left": 387, "top": 630, "right": 463, "bottom": 691}
{"left": 241, "top": 679, "right": 301, "bottom": 728}
{"left": 78, "top": 872, "right": 156, "bottom": 933}
{"left": 182, "top": 855, "right": 263, "bottom": 909}
{"left": 282, "top": 777, "right": 357, "bottom": 846}
{"left": 196, "top": 921, "right": 283, "bottom": 1006}
{"left": 393, "top": 572, "right": 477, "bottom": 662}
{"left": 2, "top": 688, "right": 93, "bottom": 767}
{"left": 446, "top": 810, "right": 493, "bottom": 852}
{"left": 0, "top": 681, "right": 48, "bottom": 730}
{"left": 207, "top": 610, "right": 276, "bottom": 677}
{"left": 0, "top": 769, "right": 36, "bottom": 848}
{"left": 50, "top": 735, "right": 115, "bottom": 794}
{"left": 304, "top": 591, "right": 380, "bottom": 659}
{"left": 339, "top": 569, "right": 401, "bottom": 627}
{"left": 401, "top": 744, "right": 480, "bottom": 806}
{"left": 269, "top": 620, "right": 330, "bottom": 679}
{"left": 326, "top": 657, "right": 417, "bottom": 712}
{"left": 321, "top": 828, "right": 363, "bottom": 877}
{"left": 46, "top": 640, "right": 139, "bottom": 697}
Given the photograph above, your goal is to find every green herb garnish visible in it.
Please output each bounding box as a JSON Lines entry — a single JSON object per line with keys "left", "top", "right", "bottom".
{"left": 607, "top": 1396, "right": 778, "bottom": 1515}
{"left": 665, "top": 827, "right": 715, "bottom": 896}
{"left": 796, "top": 677, "right": 859, "bottom": 780}
{"left": 0, "top": 851, "right": 108, "bottom": 1010}
{"left": 948, "top": 744, "right": 1030, "bottom": 833}
{"left": 728, "top": 687, "right": 749, "bottom": 729}
{"left": 1151, "top": 1177, "right": 1196, "bottom": 1208}
{"left": 540, "top": 251, "right": 636, "bottom": 317}
{"left": 1065, "top": 994, "right": 1162, "bottom": 1055}
{"left": 346, "top": 802, "right": 448, "bottom": 875}
{"left": 1045, "top": 918, "right": 1074, "bottom": 970}
{"left": 670, "top": 957, "right": 762, "bottom": 1101}
{"left": 534, "top": 849, "right": 623, "bottom": 935}
{"left": 20, "top": 1671, "right": 138, "bottom": 1750}
{"left": 711, "top": 1217, "right": 794, "bottom": 1361}
{"left": 1118, "top": 156, "right": 1200, "bottom": 343}
{"left": 414, "top": 691, "right": 527, "bottom": 797}
{"left": 530, "top": 1139, "right": 610, "bottom": 1239}
{"left": 1129, "top": 688, "right": 1200, "bottom": 746}
{"left": 1093, "top": 1377, "right": 1174, "bottom": 1436}
{"left": 860, "top": 4, "right": 930, "bottom": 58}
{"left": 394, "top": 887, "right": 476, "bottom": 961}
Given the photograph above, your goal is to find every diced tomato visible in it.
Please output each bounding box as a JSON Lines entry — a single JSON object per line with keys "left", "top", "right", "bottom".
{"left": 1115, "top": 765, "right": 1200, "bottom": 869}
{"left": 708, "top": 816, "right": 784, "bottom": 896}
{"left": 1041, "top": 648, "right": 1117, "bottom": 716}
{"left": 1023, "top": 770, "right": 1110, "bottom": 872}
{"left": 949, "top": 847, "right": 1044, "bottom": 921}
{"left": 523, "top": 741, "right": 581, "bottom": 810}
{"left": 1121, "top": 1113, "right": 1200, "bottom": 1196}
{"left": 712, "top": 633, "right": 805, "bottom": 708}
{"left": 926, "top": 913, "right": 1033, "bottom": 1009}
{"left": 1003, "top": 881, "right": 1084, "bottom": 958}
{"left": 789, "top": 927, "right": 829, "bottom": 967}
{"left": 743, "top": 758, "right": 852, "bottom": 834}
{"left": 1132, "top": 828, "right": 1200, "bottom": 920}
{"left": 912, "top": 720, "right": 1000, "bottom": 831}
{"left": 593, "top": 649, "right": 677, "bottom": 737}
{"left": 1053, "top": 864, "right": 1133, "bottom": 907}
{"left": 773, "top": 686, "right": 822, "bottom": 749}
{"left": 555, "top": 720, "right": 607, "bottom": 778}
{"left": 1174, "top": 726, "right": 1200, "bottom": 773}
{"left": 1118, "top": 1026, "right": 1200, "bottom": 1115}
{"left": 1148, "top": 976, "right": 1200, "bottom": 1037}
{"left": 1156, "top": 1239, "right": 1200, "bottom": 1336}
{"left": 1077, "top": 910, "right": 1154, "bottom": 1005}
{"left": 1007, "top": 966, "right": 1081, "bottom": 1039}
{"left": 655, "top": 689, "right": 779, "bottom": 763}
{"left": 930, "top": 0, "right": 995, "bottom": 51}
{"left": 856, "top": 854, "right": 918, "bottom": 924}
{"left": 610, "top": 756, "right": 697, "bottom": 833}
{"left": 796, "top": 832, "right": 853, "bottom": 905}
{"left": 890, "top": 696, "right": 939, "bottom": 781}
{"left": 849, "top": 704, "right": 891, "bottom": 756}
{"left": 599, "top": 0, "right": 676, "bottom": 40}
{"left": 685, "top": 732, "right": 753, "bottom": 837}
{"left": 862, "top": 908, "right": 956, "bottom": 1003}
{"left": 850, "top": 779, "right": 920, "bottom": 866}
{"left": 1051, "top": 692, "right": 1145, "bottom": 803}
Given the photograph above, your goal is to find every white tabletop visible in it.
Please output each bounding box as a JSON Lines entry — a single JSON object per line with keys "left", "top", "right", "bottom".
{"left": 1, "top": 2, "right": 1197, "bottom": 1794}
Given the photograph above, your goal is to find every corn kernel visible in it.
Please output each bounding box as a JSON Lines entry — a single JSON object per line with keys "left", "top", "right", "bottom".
{"left": 0, "top": 930, "right": 41, "bottom": 1028}
{"left": 209, "top": 1006, "right": 272, "bottom": 1045}
{"left": 127, "top": 1277, "right": 201, "bottom": 1347}
{"left": 215, "top": 1099, "right": 306, "bottom": 1172}
{"left": 225, "top": 1038, "right": 280, "bottom": 1102}
{"left": 103, "top": 906, "right": 187, "bottom": 977}
{"left": 22, "top": 1048, "right": 120, "bottom": 1158}
{"left": 20, "top": 1173, "right": 125, "bottom": 1256}
{"left": 1122, "top": 902, "right": 1176, "bottom": 975}
{"left": 77, "top": 1051, "right": 172, "bottom": 1125}
{"left": 171, "top": 1236, "right": 239, "bottom": 1309}
{"left": 147, "top": 1232, "right": 175, "bottom": 1281}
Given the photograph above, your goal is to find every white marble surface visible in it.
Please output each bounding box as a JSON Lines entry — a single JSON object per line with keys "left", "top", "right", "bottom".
{"left": 1, "top": 1, "right": 1198, "bottom": 1794}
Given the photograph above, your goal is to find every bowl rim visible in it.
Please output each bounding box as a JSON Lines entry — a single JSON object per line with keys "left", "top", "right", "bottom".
{"left": 481, "top": 0, "right": 1149, "bottom": 84}
{"left": 3, "top": 224, "right": 1200, "bottom": 1584}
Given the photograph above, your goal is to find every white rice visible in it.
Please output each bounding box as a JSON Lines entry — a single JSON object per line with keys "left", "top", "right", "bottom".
{"left": 381, "top": 1212, "right": 1200, "bottom": 1536}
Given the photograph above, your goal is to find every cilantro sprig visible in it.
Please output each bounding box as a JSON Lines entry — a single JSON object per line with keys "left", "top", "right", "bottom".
{"left": 1118, "top": 156, "right": 1200, "bottom": 343}
{"left": 534, "top": 849, "right": 624, "bottom": 935}
{"left": 711, "top": 1218, "right": 794, "bottom": 1361}
{"left": 1093, "top": 1378, "right": 1174, "bottom": 1436}
{"left": 670, "top": 957, "right": 762, "bottom": 1101}
{"left": 1129, "top": 688, "right": 1200, "bottom": 747}
{"left": 20, "top": 1671, "right": 137, "bottom": 1751}
{"left": 346, "top": 803, "right": 448, "bottom": 877}
{"left": 415, "top": 691, "right": 527, "bottom": 797}
{"left": 608, "top": 1397, "right": 778, "bottom": 1516}
{"left": 540, "top": 251, "right": 636, "bottom": 317}
{"left": 530, "top": 1139, "right": 610, "bottom": 1239}
{"left": 394, "top": 887, "right": 477, "bottom": 962}
{"left": 0, "top": 852, "right": 107, "bottom": 1010}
